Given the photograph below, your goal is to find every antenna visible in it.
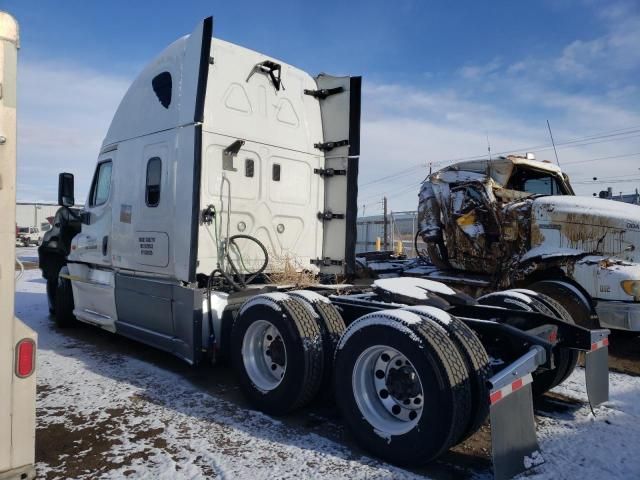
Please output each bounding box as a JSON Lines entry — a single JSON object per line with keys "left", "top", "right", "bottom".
{"left": 546, "top": 119, "right": 561, "bottom": 167}
{"left": 486, "top": 132, "right": 492, "bottom": 162}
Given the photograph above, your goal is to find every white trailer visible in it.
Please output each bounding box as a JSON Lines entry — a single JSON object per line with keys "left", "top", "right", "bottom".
{"left": 38, "top": 17, "right": 610, "bottom": 479}
{"left": 0, "top": 12, "right": 37, "bottom": 480}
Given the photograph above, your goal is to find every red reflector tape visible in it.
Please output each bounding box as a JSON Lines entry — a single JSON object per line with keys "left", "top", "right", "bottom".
{"left": 490, "top": 373, "right": 533, "bottom": 405}
{"left": 548, "top": 330, "right": 558, "bottom": 343}
{"left": 591, "top": 337, "right": 609, "bottom": 351}
{"left": 15, "top": 339, "right": 36, "bottom": 378}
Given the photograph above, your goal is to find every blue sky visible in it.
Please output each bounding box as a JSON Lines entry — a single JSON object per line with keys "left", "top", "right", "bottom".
{"left": 5, "top": 0, "right": 640, "bottom": 211}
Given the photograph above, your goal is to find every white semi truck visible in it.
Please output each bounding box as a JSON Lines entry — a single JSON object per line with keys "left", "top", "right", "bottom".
{"left": 0, "top": 12, "right": 37, "bottom": 480}
{"left": 38, "top": 17, "right": 610, "bottom": 479}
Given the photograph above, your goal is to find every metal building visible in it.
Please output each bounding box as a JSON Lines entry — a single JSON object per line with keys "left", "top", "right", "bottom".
{"left": 15, "top": 202, "right": 60, "bottom": 229}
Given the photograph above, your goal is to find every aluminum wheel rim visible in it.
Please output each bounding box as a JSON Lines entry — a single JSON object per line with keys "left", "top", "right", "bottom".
{"left": 241, "top": 320, "right": 287, "bottom": 392}
{"left": 352, "top": 345, "right": 424, "bottom": 435}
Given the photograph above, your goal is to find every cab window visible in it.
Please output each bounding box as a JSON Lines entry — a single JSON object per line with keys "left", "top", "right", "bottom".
{"left": 145, "top": 157, "right": 162, "bottom": 207}
{"left": 522, "top": 177, "right": 562, "bottom": 195}
{"left": 89, "top": 160, "right": 113, "bottom": 206}
{"left": 507, "top": 166, "right": 566, "bottom": 196}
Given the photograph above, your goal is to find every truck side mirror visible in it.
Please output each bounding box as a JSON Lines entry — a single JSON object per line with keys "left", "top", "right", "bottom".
{"left": 58, "top": 172, "right": 75, "bottom": 207}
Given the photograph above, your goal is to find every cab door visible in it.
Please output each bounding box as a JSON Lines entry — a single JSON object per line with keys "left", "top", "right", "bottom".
{"left": 313, "top": 75, "right": 361, "bottom": 276}
{"left": 74, "top": 152, "right": 114, "bottom": 266}
{"left": 67, "top": 151, "right": 117, "bottom": 330}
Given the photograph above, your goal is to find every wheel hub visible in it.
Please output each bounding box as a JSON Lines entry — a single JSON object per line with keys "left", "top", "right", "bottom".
{"left": 242, "top": 320, "right": 287, "bottom": 392}
{"left": 352, "top": 345, "right": 424, "bottom": 436}
{"left": 386, "top": 365, "right": 421, "bottom": 401}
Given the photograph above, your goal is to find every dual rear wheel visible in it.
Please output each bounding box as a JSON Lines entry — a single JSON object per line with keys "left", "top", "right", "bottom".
{"left": 334, "top": 308, "right": 489, "bottom": 465}
{"left": 232, "top": 294, "right": 491, "bottom": 466}
{"left": 230, "top": 291, "right": 345, "bottom": 416}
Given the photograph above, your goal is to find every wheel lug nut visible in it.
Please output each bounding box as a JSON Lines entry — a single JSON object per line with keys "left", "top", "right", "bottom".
{"left": 409, "top": 411, "right": 417, "bottom": 420}
{"left": 266, "top": 335, "right": 273, "bottom": 341}
{"left": 271, "top": 364, "right": 277, "bottom": 370}
{"left": 266, "top": 350, "right": 271, "bottom": 356}
{"left": 379, "top": 389, "right": 389, "bottom": 399}
{"left": 403, "top": 399, "right": 410, "bottom": 405}
{"left": 414, "top": 397, "right": 421, "bottom": 405}
{"left": 375, "top": 369, "right": 385, "bottom": 379}
{"left": 381, "top": 353, "right": 390, "bottom": 362}
{"left": 392, "top": 405, "right": 401, "bottom": 415}
{"left": 395, "top": 359, "right": 402, "bottom": 367}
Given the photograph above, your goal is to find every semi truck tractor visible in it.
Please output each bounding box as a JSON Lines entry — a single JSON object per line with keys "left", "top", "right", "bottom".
{"left": 0, "top": 12, "right": 37, "bottom": 480}
{"left": 416, "top": 155, "right": 640, "bottom": 333}
{"left": 39, "top": 17, "right": 610, "bottom": 479}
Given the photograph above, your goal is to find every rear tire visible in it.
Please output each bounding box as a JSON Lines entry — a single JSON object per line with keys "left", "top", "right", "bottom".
{"left": 54, "top": 273, "right": 77, "bottom": 328}
{"left": 334, "top": 309, "right": 471, "bottom": 465}
{"left": 289, "top": 290, "right": 346, "bottom": 393}
{"left": 403, "top": 306, "right": 490, "bottom": 441}
{"left": 231, "top": 293, "right": 324, "bottom": 416}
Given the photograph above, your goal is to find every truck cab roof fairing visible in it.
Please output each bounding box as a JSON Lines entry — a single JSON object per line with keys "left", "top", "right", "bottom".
{"left": 102, "top": 17, "right": 212, "bottom": 147}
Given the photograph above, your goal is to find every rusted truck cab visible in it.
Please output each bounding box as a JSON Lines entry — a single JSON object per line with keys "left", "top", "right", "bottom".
{"left": 419, "top": 154, "right": 640, "bottom": 332}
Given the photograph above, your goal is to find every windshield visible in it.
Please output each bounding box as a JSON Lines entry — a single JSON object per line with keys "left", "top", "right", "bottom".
{"left": 506, "top": 166, "right": 571, "bottom": 196}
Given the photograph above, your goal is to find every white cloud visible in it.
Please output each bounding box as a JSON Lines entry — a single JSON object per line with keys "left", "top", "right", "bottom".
{"left": 16, "top": 61, "right": 131, "bottom": 202}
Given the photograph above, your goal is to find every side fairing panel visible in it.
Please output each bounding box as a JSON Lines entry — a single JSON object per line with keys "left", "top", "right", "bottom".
{"left": 314, "top": 75, "right": 361, "bottom": 276}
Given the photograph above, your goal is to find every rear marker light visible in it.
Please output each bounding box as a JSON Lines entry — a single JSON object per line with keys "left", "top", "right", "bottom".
{"left": 15, "top": 338, "right": 35, "bottom": 378}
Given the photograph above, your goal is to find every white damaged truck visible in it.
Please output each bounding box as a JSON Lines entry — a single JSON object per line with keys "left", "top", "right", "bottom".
{"left": 39, "top": 17, "right": 611, "bottom": 479}
{"left": 416, "top": 155, "right": 640, "bottom": 333}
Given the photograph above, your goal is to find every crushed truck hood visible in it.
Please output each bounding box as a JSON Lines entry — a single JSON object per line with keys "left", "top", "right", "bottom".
{"left": 528, "top": 195, "right": 640, "bottom": 262}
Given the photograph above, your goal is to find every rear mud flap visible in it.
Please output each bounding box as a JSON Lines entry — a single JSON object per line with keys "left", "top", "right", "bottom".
{"left": 585, "top": 338, "right": 609, "bottom": 410}
{"left": 490, "top": 374, "right": 542, "bottom": 480}
{"left": 488, "top": 346, "right": 545, "bottom": 479}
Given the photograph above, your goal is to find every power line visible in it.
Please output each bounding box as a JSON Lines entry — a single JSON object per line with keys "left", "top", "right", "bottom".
{"left": 359, "top": 149, "right": 640, "bottom": 203}
{"left": 358, "top": 126, "right": 640, "bottom": 190}
{"left": 572, "top": 177, "right": 640, "bottom": 185}
{"left": 561, "top": 151, "right": 640, "bottom": 166}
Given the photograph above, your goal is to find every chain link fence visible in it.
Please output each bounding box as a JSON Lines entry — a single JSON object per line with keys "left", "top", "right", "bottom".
{"left": 356, "top": 211, "right": 419, "bottom": 257}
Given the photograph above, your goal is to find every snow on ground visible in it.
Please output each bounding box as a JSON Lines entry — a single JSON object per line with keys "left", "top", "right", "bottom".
{"left": 16, "top": 246, "right": 39, "bottom": 263}
{"left": 14, "top": 268, "right": 640, "bottom": 479}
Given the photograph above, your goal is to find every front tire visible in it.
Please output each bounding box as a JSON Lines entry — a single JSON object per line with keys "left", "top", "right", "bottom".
{"left": 478, "top": 289, "right": 579, "bottom": 396}
{"left": 334, "top": 309, "right": 471, "bottom": 465}
{"left": 54, "top": 273, "right": 77, "bottom": 328}
{"left": 231, "top": 293, "right": 324, "bottom": 416}
{"left": 528, "top": 280, "right": 598, "bottom": 329}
